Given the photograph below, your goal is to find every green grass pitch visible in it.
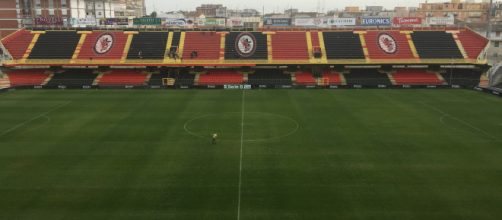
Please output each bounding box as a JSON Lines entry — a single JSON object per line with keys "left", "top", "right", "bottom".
{"left": 1, "top": 89, "right": 502, "bottom": 220}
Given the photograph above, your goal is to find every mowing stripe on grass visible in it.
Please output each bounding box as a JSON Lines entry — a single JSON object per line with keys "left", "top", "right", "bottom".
{"left": 0, "top": 101, "right": 71, "bottom": 137}
{"left": 237, "top": 90, "right": 245, "bottom": 220}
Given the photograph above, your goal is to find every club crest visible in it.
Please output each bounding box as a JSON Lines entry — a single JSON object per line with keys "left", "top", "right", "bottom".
{"left": 377, "top": 33, "right": 397, "bottom": 54}
{"left": 235, "top": 33, "right": 257, "bottom": 57}
{"left": 94, "top": 33, "right": 114, "bottom": 55}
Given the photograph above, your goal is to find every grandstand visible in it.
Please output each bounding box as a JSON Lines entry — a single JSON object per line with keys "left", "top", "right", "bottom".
{"left": 1, "top": 27, "right": 502, "bottom": 220}
{"left": 0, "top": 27, "right": 489, "bottom": 89}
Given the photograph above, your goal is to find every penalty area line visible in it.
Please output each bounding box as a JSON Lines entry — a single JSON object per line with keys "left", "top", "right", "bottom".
{"left": 0, "top": 101, "right": 71, "bottom": 137}
{"left": 420, "top": 101, "right": 498, "bottom": 140}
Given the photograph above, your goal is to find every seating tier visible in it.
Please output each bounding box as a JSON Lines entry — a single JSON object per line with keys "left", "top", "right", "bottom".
{"left": 6, "top": 69, "right": 50, "bottom": 86}
{"left": 46, "top": 69, "right": 97, "bottom": 87}
{"left": 344, "top": 69, "right": 391, "bottom": 85}
{"left": 182, "top": 32, "right": 220, "bottom": 60}
{"left": 29, "top": 31, "right": 80, "bottom": 59}
{"left": 99, "top": 70, "right": 147, "bottom": 86}
{"left": 457, "top": 30, "right": 489, "bottom": 59}
{"left": 127, "top": 32, "right": 168, "bottom": 59}
{"left": 393, "top": 69, "right": 444, "bottom": 85}
{"left": 1, "top": 29, "right": 33, "bottom": 59}
{"left": 323, "top": 32, "right": 365, "bottom": 59}
{"left": 198, "top": 70, "right": 244, "bottom": 85}
{"left": 271, "top": 32, "right": 309, "bottom": 60}
{"left": 411, "top": 31, "right": 463, "bottom": 59}
{"left": 78, "top": 31, "right": 128, "bottom": 59}
{"left": 247, "top": 70, "right": 292, "bottom": 85}
{"left": 364, "top": 31, "right": 415, "bottom": 59}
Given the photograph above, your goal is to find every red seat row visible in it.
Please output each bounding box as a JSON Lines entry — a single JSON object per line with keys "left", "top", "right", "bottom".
{"left": 6, "top": 69, "right": 51, "bottom": 86}
{"left": 182, "top": 32, "right": 221, "bottom": 60}
{"left": 99, "top": 70, "right": 147, "bottom": 86}
{"left": 271, "top": 32, "right": 310, "bottom": 60}
{"left": 198, "top": 70, "right": 244, "bottom": 85}
{"left": 393, "top": 69, "right": 445, "bottom": 85}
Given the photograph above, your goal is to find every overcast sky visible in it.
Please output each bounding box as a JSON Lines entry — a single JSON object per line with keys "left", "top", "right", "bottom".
{"left": 146, "top": 0, "right": 472, "bottom": 13}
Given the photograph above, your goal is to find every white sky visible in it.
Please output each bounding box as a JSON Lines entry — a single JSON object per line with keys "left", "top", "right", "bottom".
{"left": 146, "top": 0, "right": 483, "bottom": 13}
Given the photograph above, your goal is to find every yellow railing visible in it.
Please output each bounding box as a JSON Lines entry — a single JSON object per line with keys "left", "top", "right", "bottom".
{"left": 1, "top": 58, "right": 487, "bottom": 66}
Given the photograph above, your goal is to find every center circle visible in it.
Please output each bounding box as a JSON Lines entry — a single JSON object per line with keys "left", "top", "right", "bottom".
{"left": 184, "top": 112, "right": 299, "bottom": 142}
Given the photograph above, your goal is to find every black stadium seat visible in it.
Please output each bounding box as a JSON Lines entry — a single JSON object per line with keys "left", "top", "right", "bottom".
{"left": 148, "top": 73, "right": 171, "bottom": 86}
{"left": 247, "top": 69, "right": 292, "bottom": 85}
{"left": 412, "top": 31, "right": 463, "bottom": 59}
{"left": 323, "top": 32, "right": 365, "bottom": 59}
{"left": 344, "top": 69, "right": 392, "bottom": 86}
{"left": 127, "top": 32, "right": 168, "bottom": 59}
{"left": 440, "top": 69, "right": 482, "bottom": 87}
{"left": 46, "top": 69, "right": 97, "bottom": 87}
{"left": 29, "top": 31, "right": 80, "bottom": 59}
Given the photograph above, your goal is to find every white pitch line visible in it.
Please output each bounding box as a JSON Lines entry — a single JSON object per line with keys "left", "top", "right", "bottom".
{"left": 237, "top": 89, "right": 245, "bottom": 220}
{"left": 420, "top": 102, "right": 498, "bottom": 140}
{"left": 0, "top": 101, "right": 71, "bottom": 137}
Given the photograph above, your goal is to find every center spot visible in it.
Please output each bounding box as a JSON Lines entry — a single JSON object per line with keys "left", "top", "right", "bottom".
{"left": 184, "top": 112, "right": 299, "bottom": 141}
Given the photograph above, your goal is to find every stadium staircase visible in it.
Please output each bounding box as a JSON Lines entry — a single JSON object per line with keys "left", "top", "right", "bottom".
{"left": 1, "top": 29, "right": 34, "bottom": 59}
{"left": 99, "top": 70, "right": 148, "bottom": 86}
{"left": 411, "top": 31, "right": 463, "bottom": 59}
{"left": 271, "top": 32, "right": 309, "bottom": 60}
{"left": 392, "top": 69, "right": 445, "bottom": 85}
{"left": 78, "top": 31, "right": 128, "bottom": 60}
{"left": 479, "top": 74, "right": 490, "bottom": 88}
{"left": 28, "top": 31, "right": 81, "bottom": 59}
{"left": 127, "top": 32, "right": 168, "bottom": 60}
{"left": 323, "top": 32, "right": 365, "bottom": 59}
{"left": 456, "top": 29, "right": 489, "bottom": 59}
{"left": 344, "top": 69, "right": 392, "bottom": 86}
{"left": 364, "top": 31, "right": 415, "bottom": 60}
{"left": 182, "top": 32, "right": 220, "bottom": 60}
{"left": 93, "top": 73, "right": 104, "bottom": 85}
{"left": 46, "top": 69, "right": 98, "bottom": 87}
{"left": 384, "top": 71, "right": 397, "bottom": 85}
{"left": 0, "top": 73, "right": 10, "bottom": 89}
{"left": 198, "top": 70, "right": 244, "bottom": 85}
{"left": 6, "top": 69, "right": 51, "bottom": 87}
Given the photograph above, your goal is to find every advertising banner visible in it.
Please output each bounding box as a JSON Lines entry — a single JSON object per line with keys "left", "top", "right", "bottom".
{"left": 133, "top": 17, "right": 161, "bottom": 26}
{"left": 35, "top": 17, "right": 64, "bottom": 25}
{"left": 426, "top": 17, "right": 454, "bottom": 25}
{"left": 203, "top": 18, "right": 226, "bottom": 26}
{"left": 163, "top": 18, "right": 192, "bottom": 27}
{"left": 294, "top": 18, "right": 324, "bottom": 27}
{"left": 264, "top": 18, "right": 292, "bottom": 26}
{"left": 100, "top": 18, "right": 129, "bottom": 26}
{"left": 361, "top": 17, "right": 392, "bottom": 26}
{"left": 393, "top": 17, "right": 422, "bottom": 26}
{"left": 227, "top": 18, "right": 244, "bottom": 27}
{"left": 328, "top": 18, "right": 356, "bottom": 26}
{"left": 70, "top": 18, "right": 97, "bottom": 26}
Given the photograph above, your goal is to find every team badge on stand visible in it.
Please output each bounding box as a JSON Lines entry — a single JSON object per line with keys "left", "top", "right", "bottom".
{"left": 235, "top": 33, "right": 257, "bottom": 58}
{"left": 377, "top": 33, "right": 397, "bottom": 54}
{"left": 94, "top": 33, "right": 114, "bottom": 55}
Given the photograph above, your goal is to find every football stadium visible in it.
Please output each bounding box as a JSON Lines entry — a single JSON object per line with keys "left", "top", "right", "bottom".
{"left": 1, "top": 6, "right": 502, "bottom": 220}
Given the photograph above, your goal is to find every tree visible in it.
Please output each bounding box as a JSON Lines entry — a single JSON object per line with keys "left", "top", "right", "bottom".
{"left": 150, "top": 11, "right": 157, "bottom": 18}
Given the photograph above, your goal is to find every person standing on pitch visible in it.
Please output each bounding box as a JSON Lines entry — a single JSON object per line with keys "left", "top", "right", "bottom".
{"left": 212, "top": 133, "right": 218, "bottom": 144}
